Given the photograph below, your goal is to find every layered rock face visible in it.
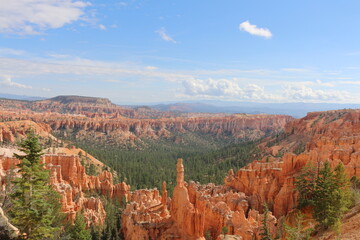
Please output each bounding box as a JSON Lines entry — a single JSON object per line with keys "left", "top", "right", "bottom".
{"left": 0, "top": 109, "right": 293, "bottom": 146}
{"left": 0, "top": 96, "right": 179, "bottom": 119}
{"left": 122, "top": 159, "right": 276, "bottom": 240}
{"left": 225, "top": 109, "right": 360, "bottom": 218}
{"left": 0, "top": 153, "right": 131, "bottom": 227}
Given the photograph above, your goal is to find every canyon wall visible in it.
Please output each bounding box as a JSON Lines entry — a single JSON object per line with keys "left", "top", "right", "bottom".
{"left": 0, "top": 110, "right": 293, "bottom": 145}
{"left": 0, "top": 153, "right": 130, "bottom": 227}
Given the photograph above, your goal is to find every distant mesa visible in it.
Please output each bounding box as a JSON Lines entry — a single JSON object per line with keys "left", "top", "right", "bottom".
{"left": 49, "top": 95, "right": 113, "bottom": 105}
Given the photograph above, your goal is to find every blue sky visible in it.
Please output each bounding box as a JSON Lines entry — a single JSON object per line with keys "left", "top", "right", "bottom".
{"left": 1, "top": 0, "right": 360, "bottom": 104}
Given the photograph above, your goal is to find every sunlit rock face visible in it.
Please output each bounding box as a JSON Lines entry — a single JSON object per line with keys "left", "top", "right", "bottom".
{"left": 0, "top": 153, "right": 131, "bottom": 227}
{"left": 122, "top": 159, "right": 276, "bottom": 240}
{"left": 226, "top": 109, "right": 360, "bottom": 218}
{"left": 0, "top": 105, "right": 293, "bottom": 147}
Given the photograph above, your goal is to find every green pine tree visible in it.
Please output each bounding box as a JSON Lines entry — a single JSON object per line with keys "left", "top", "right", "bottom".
{"left": 333, "top": 163, "right": 353, "bottom": 212}
{"left": 260, "top": 203, "right": 273, "bottom": 240}
{"left": 313, "top": 161, "right": 338, "bottom": 229}
{"left": 10, "top": 131, "right": 61, "bottom": 240}
{"left": 284, "top": 212, "right": 312, "bottom": 240}
{"left": 67, "top": 212, "right": 91, "bottom": 240}
{"left": 296, "top": 161, "right": 353, "bottom": 231}
{"left": 295, "top": 163, "right": 317, "bottom": 208}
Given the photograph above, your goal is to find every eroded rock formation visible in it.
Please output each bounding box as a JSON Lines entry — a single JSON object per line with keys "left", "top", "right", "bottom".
{"left": 0, "top": 109, "right": 293, "bottom": 146}
{"left": 226, "top": 109, "right": 360, "bottom": 218}
{"left": 122, "top": 159, "right": 276, "bottom": 240}
{"left": 122, "top": 109, "right": 360, "bottom": 239}
{"left": 0, "top": 153, "right": 131, "bottom": 227}
{"left": 0, "top": 120, "right": 53, "bottom": 143}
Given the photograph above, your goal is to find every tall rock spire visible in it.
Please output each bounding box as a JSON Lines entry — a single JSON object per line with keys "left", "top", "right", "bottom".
{"left": 176, "top": 158, "right": 185, "bottom": 187}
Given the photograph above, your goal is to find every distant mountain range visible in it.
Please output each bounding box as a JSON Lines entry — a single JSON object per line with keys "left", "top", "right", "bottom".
{"left": 1, "top": 93, "right": 360, "bottom": 118}
{"left": 0, "top": 93, "right": 46, "bottom": 101}
{"left": 151, "top": 101, "right": 360, "bottom": 118}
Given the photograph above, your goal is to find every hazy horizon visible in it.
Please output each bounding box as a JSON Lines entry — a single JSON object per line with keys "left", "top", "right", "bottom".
{"left": 1, "top": 1, "right": 360, "bottom": 104}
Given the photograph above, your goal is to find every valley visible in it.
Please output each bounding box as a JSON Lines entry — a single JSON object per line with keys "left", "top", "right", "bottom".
{"left": 0, "top": 96, "right": 359, "bottom": 239}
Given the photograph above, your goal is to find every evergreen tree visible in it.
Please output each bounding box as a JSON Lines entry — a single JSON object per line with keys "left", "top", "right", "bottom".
{"left": 296, "top": 161, "right": 353, "bottom": 230}
{"left": 333, "top": 163, "right": 353, "bottom": 212}
{"left": 10, "top": 131, "right": 61, "bottom": 240}
{"left": 313, "top": 161, "right": 338, "bottom": 229}
{"left": 100, "top": 198, "right": 123, "bottom": 240}
{"left": 67, "top": 213, "right": 91, "bottom": 240}
{"left": 295, "top": 163, "right": 317, "bottom": 208}
{"left": 260, "top": 203, "right": 273, "bottom": 240}
{"left": 284, "top": 212, "right": 312, "bottom": 240}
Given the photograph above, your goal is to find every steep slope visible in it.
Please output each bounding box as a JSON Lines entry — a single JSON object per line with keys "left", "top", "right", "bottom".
{"left": 225, "top": 109, "right": 360, "bottom": 217}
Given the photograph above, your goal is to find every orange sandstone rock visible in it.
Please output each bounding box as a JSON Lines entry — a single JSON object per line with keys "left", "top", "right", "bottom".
{"left": 0, "top": 153, "right": 130, "bottom": 227}
{"left": 122, "top": 159, "right": 276, "bottom": 240}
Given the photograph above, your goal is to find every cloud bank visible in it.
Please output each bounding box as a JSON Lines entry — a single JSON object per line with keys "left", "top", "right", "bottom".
{"left": 0, "top": 0, "right": 90, "bottom": 34}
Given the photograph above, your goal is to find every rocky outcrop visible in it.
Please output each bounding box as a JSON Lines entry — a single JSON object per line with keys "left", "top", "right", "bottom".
{"left": 0, "top": 153, "right": 131, "bottom": 227}
{"left": 0, "top": 120, "right": 53, "bottom": 143}
{"left": 226, "top": 109, "right": 360, "bottom": 218}
{"left": 122, "top": 159, "right": 276, "bottom": 240}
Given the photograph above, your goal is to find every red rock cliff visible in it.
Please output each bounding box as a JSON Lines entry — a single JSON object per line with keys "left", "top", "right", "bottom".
{"left": 0, "top": 153, "right": 131, "bottom": 227}
{"left": 0, "top": 110, "right": 293, "bottom": 146}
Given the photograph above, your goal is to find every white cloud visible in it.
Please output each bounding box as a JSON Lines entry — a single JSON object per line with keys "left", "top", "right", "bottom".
{"left": 284, "top": 85, "right": 346, "bottom": 101}
{"left": 182, "top": 78, "right": 279, "bottom": 101}
{"left": 239, "top": 21, "right": 272, "bottom": 39}
{"left": 41, "top": 87, "right": 51, "bottom": 91}
{"left": 156, "top": 28, "right": 176, "bottom": 43}
{"left": 1, "top": 75, "right": 32, "bottom": 89}
{"left": 99, "top": 24, "right": 107, "bottom": 30}
{"left": 315, "top": 79, "right": 335, "bottom": 87}
{"left": 0, "top": 0, "right": 90, "bottom": 34}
